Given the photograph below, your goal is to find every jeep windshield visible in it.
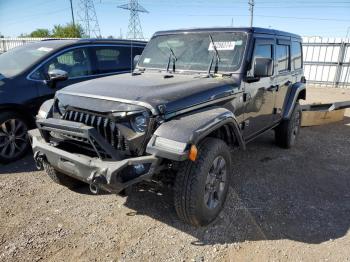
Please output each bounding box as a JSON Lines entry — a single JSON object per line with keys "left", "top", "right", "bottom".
{"left": 138, "top": 32, "right": 247, "bottom": 73}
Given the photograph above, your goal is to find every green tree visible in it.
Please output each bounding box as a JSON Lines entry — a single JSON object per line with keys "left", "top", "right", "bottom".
{"left": 29, "top": 29, "right": 50, "bottom": 38}
{"left": 51, "top": 23, "right": 83, "bottom": 38}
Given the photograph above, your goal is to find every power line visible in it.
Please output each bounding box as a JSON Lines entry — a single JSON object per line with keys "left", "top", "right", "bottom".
{"left": 118, "top": 0, "right": 148, "bottom": 40}
{"left": 77, "top": 0, "right": 101, "bottom": 38}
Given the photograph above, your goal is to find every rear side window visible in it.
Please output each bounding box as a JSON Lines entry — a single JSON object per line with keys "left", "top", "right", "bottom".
{"left": 291, "top": 41, "right": 302, "bottom": 70}
{"left": 94, "top": 46, "right": 132, "bottom": 74}
{"left": 276, "top": 45, "right": 290, "bottom": 73}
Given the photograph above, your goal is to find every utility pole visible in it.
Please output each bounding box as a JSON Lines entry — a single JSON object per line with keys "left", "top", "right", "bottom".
{"left": 69, "top": 0, "right": 75, "bottom": 27}
{"left": 118, "top": 0, "right": 149, "bottom": 40}
{"left": 248, "top": 0, "right": 255, "bottom": 27}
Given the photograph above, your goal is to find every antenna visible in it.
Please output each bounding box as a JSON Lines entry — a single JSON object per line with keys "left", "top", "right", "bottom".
{"left": 248, "top": 0, "right": 255, "bottom": 27}
{"left": 77, "top": 0, "right": 102, "bottom": 38}
{"left": 118, "top": 0, "right": 149, "bottom": 40}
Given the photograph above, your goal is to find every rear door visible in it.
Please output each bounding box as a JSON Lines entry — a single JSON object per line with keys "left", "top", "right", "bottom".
{"left": 273, "top": 37, "right": 293, "bottom": 122}
{"left": 243, "top": 37, "right": 277, "bottom": 139}
{"left": 91, "top": 45, "right": 143, "bottom": 75}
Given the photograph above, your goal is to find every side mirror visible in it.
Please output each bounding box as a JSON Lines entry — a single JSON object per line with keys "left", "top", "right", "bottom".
{"left": 133, "top": 55, "right": 141, "bottom": 68}
{"left": 48, "top": 69, "right": 68, "bottom": 83}
{"left": 254, "top": 58, "right": 273, "bottom": 78}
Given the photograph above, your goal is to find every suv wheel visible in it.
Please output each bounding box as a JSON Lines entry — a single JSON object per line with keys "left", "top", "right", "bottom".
{"left": 275, "top": 102, "right": 302, "bottom": 148}
{"left": 174, "top": 138, "right": 232, "bottom": 226}
{"left": 43, "top": 161, "right": 84, "bottom": 188}
{"left": 0, "top": 112, "right": 30, "bottom": 163}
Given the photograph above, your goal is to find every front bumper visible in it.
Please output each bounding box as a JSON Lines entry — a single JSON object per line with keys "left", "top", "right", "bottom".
{"left": 29, "top": 129, "right": 159, "bottom": 193}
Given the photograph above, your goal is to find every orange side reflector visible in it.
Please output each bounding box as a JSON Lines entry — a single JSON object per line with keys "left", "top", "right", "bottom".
{"left": 188, "top": 145, "right": 198, "bottom": 162}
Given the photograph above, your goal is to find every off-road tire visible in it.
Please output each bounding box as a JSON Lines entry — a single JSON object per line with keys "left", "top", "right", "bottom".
{"left": 0, "top": 112, "right": 30, "bottom": 163}
{"left": 174, "top": 138, "right": 232, "bottom": 226}
{"left": 275, "top": 102, "right": 302, "bottom": 148}
{"left": 43, "top": 161, "right": 84, "bottom": 188}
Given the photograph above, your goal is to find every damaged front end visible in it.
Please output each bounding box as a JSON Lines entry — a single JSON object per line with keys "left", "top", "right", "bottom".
{"left": 30, "top": 95, "right": 161, "bottom": 194}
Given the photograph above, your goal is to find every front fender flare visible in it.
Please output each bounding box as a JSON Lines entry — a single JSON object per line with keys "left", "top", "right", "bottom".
{"left": 146, "top": 107, "right": 245, "bottom": 161}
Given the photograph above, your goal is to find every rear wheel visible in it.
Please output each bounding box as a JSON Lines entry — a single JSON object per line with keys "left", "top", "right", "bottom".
{"left": 174, "top": 138, "right": 232, "bottom": 226}
{"left": 43, "top": 161, "right": 84, "bottom": 188}
{"left": 0, "top": 112, "right": 30, "bottom": 163}
{"left": 275, "top": 102, "right": 302, "bottom": 148}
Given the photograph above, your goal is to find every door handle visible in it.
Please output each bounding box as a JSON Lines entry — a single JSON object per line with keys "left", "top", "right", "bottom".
{"left": 267, "top": 85, "right": 279, "bottom": 92}
{"left": 284, "top": 80, "right": 292, "bottom": 86}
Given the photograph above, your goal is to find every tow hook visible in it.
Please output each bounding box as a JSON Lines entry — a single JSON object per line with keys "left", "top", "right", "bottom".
{"left": 33, "top": 151, "right": 46, "bottom": 170}
{"left": 88, "top": 170, "right": 107, "bottom": 195}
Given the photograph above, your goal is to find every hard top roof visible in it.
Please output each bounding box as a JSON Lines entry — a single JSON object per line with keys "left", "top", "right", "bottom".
{"left": 153, "top": 27, "right": 301, "bottom": 40}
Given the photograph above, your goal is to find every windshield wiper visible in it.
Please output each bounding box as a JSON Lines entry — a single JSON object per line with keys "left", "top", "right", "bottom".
{"left": 165, "top": 46, "right": 177, "bottom": 73}
{"left": 206, "top": 34, "right": 221, "bottom": 77}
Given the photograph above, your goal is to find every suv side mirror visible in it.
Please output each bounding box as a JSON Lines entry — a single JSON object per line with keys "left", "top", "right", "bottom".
{"left": 254, "top": 58, "right": 273, "bottom": 78}
{"left": 48, "top": 69, "right": 68, "bottom": 83}
{"left": 133, "top": 55, "right": 141, "bottom": 68}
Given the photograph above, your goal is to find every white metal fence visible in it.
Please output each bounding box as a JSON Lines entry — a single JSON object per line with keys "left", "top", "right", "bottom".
{"left": 302, "top": 37, "right": 350, "bottom": 88}
{"left": 0, "top": 37, "right": 77, "bottom": 53}
{"left": 1, "top": 37, "right": 350, "bottom": 88}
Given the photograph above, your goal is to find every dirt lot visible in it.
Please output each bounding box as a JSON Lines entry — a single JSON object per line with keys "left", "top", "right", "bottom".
{"left": 0, "top": 87, "right": 349, "bottom": 262}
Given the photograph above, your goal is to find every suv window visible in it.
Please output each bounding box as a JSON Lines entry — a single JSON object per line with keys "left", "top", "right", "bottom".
{"left": 94, "top": 46, "right": 132, "bottom": 74}
{"left": 276, "top": 44, "right": 290, "bottom": 73}
{"left": 254, "top": 44, "right": 272, "bottom": 59}
{"left": 291, "top": 41, "right": 302, "bottom": 70}
{"left": 32, "top": 48, "right": 92, "bottom": 80}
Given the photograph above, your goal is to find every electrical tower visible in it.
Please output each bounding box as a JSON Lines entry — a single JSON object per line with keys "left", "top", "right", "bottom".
{"left": 77, "top": 0, "right": 101, "bottom": 38}
{"left": 118, "top": 0, "right": 148, "bottom": 40}
{"left": 248, "top": 0, "right": 255, "bottom": 27}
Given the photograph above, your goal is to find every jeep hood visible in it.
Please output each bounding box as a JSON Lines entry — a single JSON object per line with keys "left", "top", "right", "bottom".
{"left": 57, "top": 72, "right": 240, "bottom": 115}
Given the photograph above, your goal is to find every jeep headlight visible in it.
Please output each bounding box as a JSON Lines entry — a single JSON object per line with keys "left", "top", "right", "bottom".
{"left": 56, "top": 99, "right": 66, "bottom": 116}
{"left": 131, "top": 112, "right": 148, "bottom": 133}
{"left": 37, "top": 99, "right": 54, "bottom": 119}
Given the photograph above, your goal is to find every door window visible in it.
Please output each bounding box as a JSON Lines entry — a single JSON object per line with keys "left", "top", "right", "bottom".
{"left": 252, "top": 43, "right": 273, "bottom": 76}
{"left": 291, "top": 41, "right": 302, "bottom": 70}
{"left": 32, "top": 48, "right": 92, "bottom": 80}
{"left": 254, "top": 44, "right": 272, "bottom": 59}
{"left": 94, "top": 46, "right": 132, "bottom": 74}
{"left": 276, "top": 45, "right": 290, "bottom": 73}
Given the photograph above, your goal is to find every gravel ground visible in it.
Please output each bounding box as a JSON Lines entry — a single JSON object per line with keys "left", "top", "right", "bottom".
{"left": 0, "top": 87, "right": 350, "bottom": 261}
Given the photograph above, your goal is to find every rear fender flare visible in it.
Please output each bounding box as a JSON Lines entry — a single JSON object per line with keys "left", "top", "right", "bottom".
{"left": 282, "top": 82, "right": 306, "bottom": 120}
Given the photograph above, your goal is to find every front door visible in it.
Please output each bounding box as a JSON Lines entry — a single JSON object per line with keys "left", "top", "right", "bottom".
{"left": 32, "top": 47, "right": 94, "bottom": 109}
{"left": 243, "top": 38, "right": 277, "bottom": 139}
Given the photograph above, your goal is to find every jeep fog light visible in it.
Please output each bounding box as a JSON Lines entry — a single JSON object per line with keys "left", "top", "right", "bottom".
{"left": 154, "top": 137, "right": 187, "bottom": 153}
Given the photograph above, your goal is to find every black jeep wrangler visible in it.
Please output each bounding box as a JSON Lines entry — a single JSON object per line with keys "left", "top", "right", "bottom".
{"left": 30, "top": 27, "right": 306, "bottom": 226}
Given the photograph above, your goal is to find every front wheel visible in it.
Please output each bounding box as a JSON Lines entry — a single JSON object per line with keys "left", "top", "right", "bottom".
{"left": 275, "top": 102, "right": 302, "bottom": 148}
{"left": 0, "top": 112, "right": 30, "bottom": 163}
{"left": 174, "top": 138, "right": 232, "bottom": 226}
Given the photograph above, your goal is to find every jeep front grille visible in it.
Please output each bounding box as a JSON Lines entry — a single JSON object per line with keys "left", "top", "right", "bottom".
{"left": 62, "top": 110, "right": 128, "bottom": 151}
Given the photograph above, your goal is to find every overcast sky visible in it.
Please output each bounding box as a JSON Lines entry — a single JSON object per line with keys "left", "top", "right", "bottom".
{"left": 0, "top": 0, "right": 350, "bottom": 38}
